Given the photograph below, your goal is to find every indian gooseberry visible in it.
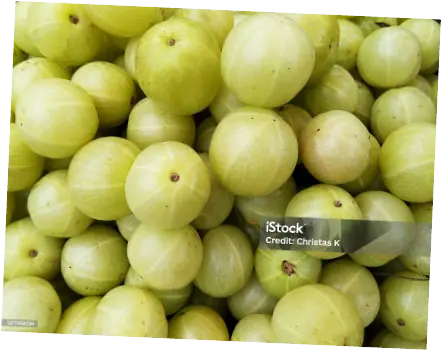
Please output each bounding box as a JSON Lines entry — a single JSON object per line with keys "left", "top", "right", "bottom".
{"left": 188, "top": 287, "right": 229, "bottom": 319}
{"left": 115, "top": 213, "right": 141, "bottom": 241}
{"left": 406, "top": 74, "right": 433, "bottom": 97}
{"left": 209, "top": 83, "right": 244, "bottom": 123}
{"left": 14, "top": 2, "right": 42, "bottom": 57}
{"left": 195, "top": 117, "right": 217, "bottom": 153}
{"left": 379, "top": 122, "right": 436, "bottom": 203}
{"left": 44, "top": 157, "right": 73, "bottom": 173}
{"left": 354, "top": 80, "right": 375, "bottom": 127}
{"left": 61, "top": 225, "right": 130, "bottom": 296}
{"left": 426, "top": 74, "right": 438, "bottom": 105}
{"left": 231, "top": 314, "right": 274, "bottom": 343}
{"left": 370, "top": 329, "right": 427, "bottom": 349}
{"left": 336, "top": 19, "right": 365, "bottom": 71}
{"left": 300, "top": 110, "right": 371, "bottom": 185}
{"left": 55, "top": 296, "right": 101, "bottom": 335}
{"left": 124, "top": 36, "right": 140, "bottom": 81}
{"left": 6, "top": 192, "right": 15, "bottom": 225}
{"left": 209, "top": 106, "right": 298, "bottom": 197}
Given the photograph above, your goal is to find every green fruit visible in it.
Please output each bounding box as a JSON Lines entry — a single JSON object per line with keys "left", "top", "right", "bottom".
{"left": 379, "top": 271, "right": 429, "bottom": 341}
{"left": 231, "top": 314, "right": 274, "bottom": 342}
{"left": 126, "top": 98, "right": 196, "bottom": 150}
{"left": 341, "top": 134, "right": 381, "bottom": 195}
{"left": 13, "top": 46, "right": 29, "bottom": 68}
{"left": 188, "top": 287, "right": 229, "bottom": 319}
{"left": 55, "top": 296, "right": 101, "bottom": 335}
{"left": 6, "top": 192, "right": 16, "bottom": 225}
{"left": 2, "top": 276, "right": 62, "bottom": 333}
{"left": 86, "top": 5, "right": 163, "bottom": 38}
{"left": 426, "top": 75, "right": 438, "bottom": 105}
{"left": 44, "top": 157, "right": 73, "bottom": 172}
{"left": 174, "top": 9, "right": 234, "bottom": 48}
{"left": 11, "top": 189, "right": 31, "bottom": 221}
{"left": 227, "top": 273, "right": 278, "bottom": 320}
{"left": 353, "top": 17, "right": 398, "bottom": 37}
{"left": 93, "top": 30, "right": 123, "bottom": 62}
{"left": 124, "top": 267, "right": 193, "bottom": 316}
{"left": 406, "top": 75, "right": 433, "bottom": 97}
{"left": 125, "top": 141, "right": 211, "bottom": 229}
{"left": 354, "top": 80, "right": 375, "bottom": 127}
{"left": 400, "top": 203, "right": 432, "bottom": 275}
{"left": 195, "top": 117, "right": 217, "bottom": 153}
{"left": 379, "top": 122, "right": 436, "bottom": 203}
{"left": 136, "top": 18, "right": 221, "bottom": 116}
{"left": 371, "top": 87, "right": 436, "bottom": 143}
{"left": 14, "top": 2, "right": 42, "bottom": 57}
{"left": 28, "top": 170, "right": 93, "bottom": 238}
{"left": 8, "top": 123, "right": 45, "bottom": 192}
{"left": 371, "top": 329, "right": 427, "bottom": 349}
{"left": 209, "top": 83, "right": 244, "bottom": 123}
{"left": 209, "top": 107, "right": 298, "bottom": 197}
{"left": 168, "top": 305, "right": 229, "bottom": 341}
{"left": 195, "top": 225, "right": 254, "bottom": 298}
{"left": 61, "top": 225, "right": 129, "bottom": 296}
{"left": 320, "top": 258, "right": 380, "bottom": 327}
{"left": 4, "top": 218, "right": 64, "bottom": 281}
{"left": 357, "top": 27, "right": 422, "bottom": 89}
{"left": 28, "top": 3, "right": 102, "bottom": 66}
{"left": 124, "top": 36, "right": 140, "bottom": 81}
{"left": 300, "top": 110, "right": 371, "bottom": 185}
{"left": 236, "top": 177, "right": 297, "bottom": 226}
{"left": 255, "top": 249, "right": 322, "bottom": 299}
{"left": 113, "top": 55, "right": 125, "bottom": 70}
{"left": 193, "top": 154, "right": 235, "bottom": 230}
{"left": 90, "top": 285, "right": 168, "bottom": 338}
{"left": 336, "top": 19, "right": 365, "bottom": 71}
{"left": 15, "top": 78, "right": 99, "bottom": 159}
{"left": 127, "top": 224, "right": 203, "bottom": 291}
{"left": 303, "top": 65, "right": 359, "bottom": 116}
{"left": 271, "top": 284, "right": 364, "bottom": 345}
{"left": 116, "top": 213, "right": 140, "bottom": 241}
{"left": 400, "top": 19, "right": 440, "bottom": 75}
{"left": 349, "top": 191, "right": 416, "bottom": 267}
{"left": 221, "top": 13, "right": 315, "bottom": 108}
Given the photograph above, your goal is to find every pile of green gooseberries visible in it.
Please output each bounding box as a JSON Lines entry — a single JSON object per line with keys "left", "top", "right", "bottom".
{"left": 5, "top": 3, "right": 438, "bottom": 349}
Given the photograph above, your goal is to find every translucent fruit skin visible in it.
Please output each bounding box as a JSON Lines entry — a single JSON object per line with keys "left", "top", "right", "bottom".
{"left": 337, "top": 19, "right": 365, "bottom": 71}
{"left": 136, "top": 18, "right": 221, "bottom": 116}
{"left": 11, "top": 57, "right": 71, "bottom": 113}
{"left": 354, "top": 80, "right": 375, "bottom": 127}
{"left": 125, "top": 141, "right": 211, "bottom": 229}
{"left": 124, "top": 267, "right": 193, "bottom": 316}
{"left": 90, "top": 286, "right": 168, "bottom": 338}
{"left": 371, "top": 87, "right": 436, "bottom": 143}
{"left": 320, "top": 258, "right": 380, "bottom": 327}
{"left": 255, "top": 249, "right": 322, "bottom": 298}
{"left": 231, "top": 314, "right": 274, "bottom": 343}
{"left": 195, "top": 225, "right": 254, "bottom": 298}
{"left": 55, "top": 296, "right": 101, "bottom": 335}
{"left": 236, "top": 178, "right": 297, "bottom": 226}
{"left": 116, "top": 213, "right": 140, "bottom": 241}
{"left": 173, "top": 9, "right": 234, "bottom": 48}
{"left": 68, "top": 137, "right": 140, "bottom": 221}
{"left": 349, "top": 191, "right": 416, "bottom": 267}
{"left": 4, "top": 218, "right": 64, "bottom": 281}
{"left": 126, "top": 98, "right": 196, "bottom": 150}
{"left": 379, "top": 272, "right": 429, "bottom": 341}
{"left": 281, "top": 14, "right": 339, "bottom": 85}
{"left": 28, "top": 170, "right": 93, "bottom": 238}
{"left": 209, "top": 107, "right": 298, "bottom": 197}
{"left": 2, "top": 276, "right": 62, "bottom": 333}
{"left": 271, "top": 284, "right": 364, "bottom": 346}
{"left": 227, "top": 273, "right": 279, "bottom": 320}
{"left": 27, "top": 3, "right": 102, "bottom": 66}
{"left": 195, "top": 117, "right": 217, "bottom": 153}
{"left": 300, "top": 110, "right": 371, "bottom": 185}
{"left": 45, "top": 157, "right": 73, "bottom": 173}
{"left": 303, "top": 65, "right": 359, "bottom": 116}
{"left": 340, "top": 134, "right": 381, "bottom": 195}
{"left": 285, "top": 184, "right": 363, "bottom": 259}
{"left": 168, "top": 305, "right": 229, "bottom": 341}
{"left": 127, "top": 224, "right": 203, "bottom": 291}
{"left": 61, "top": 226, "right": 129, "bottom": 296}
{"left": 426, "top": 74, "right": 438, "bottom": 105}
{"left": 406, "top": 75, "right": 433, "bottom": 97}
{"left": 221, "top": 13, "right": 315, "bottom": 108}
{"left": 209, "top": 83, "right": 244, "bottom": 123}
{"left": 357, "top": 27, "right": 422, "bottom": 89}
{"left": 370, "top": 329, "right": 427, "bottom": 349}
{"left": 86, "top": 5, "right": 163, "bottom": 38}
{"left": 14, "top": 2, "right": 42, "bottom": 57}
{"left": 71, "top": 62, "right": 136, "bottom": 128}
{"left": 8, "top": 123, "right": 45, "bottom": 192}
{"left": 400, "top": 19, "right": 440, "bottom": 75}
{"left": 379, "top": 122, "right": 436, "bottom": 203}
{"left": 193, "top": 154, "right": 235, "bottom": 230}
{"left": 15, "top": 78, "right": 99, "bottom": 159}
{"left": 124, "top": 36, "right": 141, "bottom": 81}
{"left": 400, "top": 203, "right": 432, "bottom": 276}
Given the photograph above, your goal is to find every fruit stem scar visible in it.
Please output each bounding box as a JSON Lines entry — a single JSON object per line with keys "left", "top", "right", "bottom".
{"left": 397, "top": 319, "right": 405, "bottom": 326}
{"left": 69, "top": 15, "right": 79, "bottom": 24}
{"left": 282, "top": 260, "right": 296, "bottom": 276}
{"left": 29, "top": 250, "right": 38, "bottom": 258}
{"left": 170, "top": 173, "right": 180, "bottom": 182}
{"left": 168, "top": 38, "right": 176, "bottom": 46}
{"left": 334, "top": 200, "right": 343, "bottom": 208}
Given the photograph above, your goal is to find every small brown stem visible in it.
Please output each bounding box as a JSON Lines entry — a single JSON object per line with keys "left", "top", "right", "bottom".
{"left": 282, "top": 260, "right": 296, "bottom": 276}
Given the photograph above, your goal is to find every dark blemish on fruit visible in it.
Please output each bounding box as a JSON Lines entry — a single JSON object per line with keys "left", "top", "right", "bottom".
{"left": 170, "top": 173, "right": 180, "bottom": 182}
{"left": 251, "top": 117, "right": 254, "bottom": 120}
{"left": 317, "top": 128, "right": 320, "bottom": 132}
{"left": 376, "top": 22, "right": 390, "bottom": 28}
{"left": 272, "top": 70, "right": 275, "bottom": 73}
{"left": 168, "top": 38, "right": 176, "bottom": 46}
{"left": 69, "top": 15, "right": 79, "bottom": 24}
{"left": 397, "top": 319, "right": 405, "bottom": 326}
{"left": 29, "top": 250, "right": 38, "bottom": 258}
{"left": 282, "top": 260, "right": 296, "bottom": 276}
{"left": 334, "top": 200, "right": 343, "bottom": 208}
{"left": 165, "top": 205, "right": 169, "bottom": 208}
